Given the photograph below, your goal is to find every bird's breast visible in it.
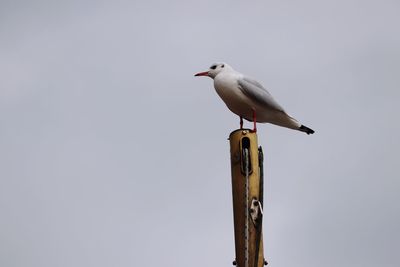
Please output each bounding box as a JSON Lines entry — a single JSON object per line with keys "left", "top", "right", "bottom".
{"left": 213, "top": 74, "right": 254, "bottom": 118}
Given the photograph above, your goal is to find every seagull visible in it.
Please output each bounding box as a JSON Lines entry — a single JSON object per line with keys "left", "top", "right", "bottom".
{"left": 194, "top": 62, "right": 315, "bottom": 135}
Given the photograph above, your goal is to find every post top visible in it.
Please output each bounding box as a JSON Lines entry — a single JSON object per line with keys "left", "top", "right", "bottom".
{"left": 229, "top": 129, "right": 258, "bottom": 140}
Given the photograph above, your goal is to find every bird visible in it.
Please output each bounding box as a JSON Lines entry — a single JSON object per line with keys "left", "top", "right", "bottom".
{"left": 194, "top": 62, "right": 314, "bottom": 135}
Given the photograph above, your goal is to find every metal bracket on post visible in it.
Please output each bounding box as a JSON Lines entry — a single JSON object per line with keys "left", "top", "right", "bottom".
{"left": 240, "top": 136, "right": 252, "bottom": 176}
{"left": 250, "top": 198, "right": 263, "bottom": 227}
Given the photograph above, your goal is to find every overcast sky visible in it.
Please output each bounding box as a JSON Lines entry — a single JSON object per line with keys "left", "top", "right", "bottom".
{"left": 1, "top": 0, "right": 399, "bottom": 267}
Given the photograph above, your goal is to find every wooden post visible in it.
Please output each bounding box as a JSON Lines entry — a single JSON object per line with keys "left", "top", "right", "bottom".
{"left": 229, "top": 129, "right": 266, "bottom": 267}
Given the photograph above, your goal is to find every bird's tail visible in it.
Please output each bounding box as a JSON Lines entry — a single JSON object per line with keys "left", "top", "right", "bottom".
{"left": 299, "top": 125, "right": 315, "bottom": 135}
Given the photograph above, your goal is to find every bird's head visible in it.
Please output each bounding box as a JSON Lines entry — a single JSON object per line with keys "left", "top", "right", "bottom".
{"left": 194, "top": 62, "right": 232, "bottom": 79}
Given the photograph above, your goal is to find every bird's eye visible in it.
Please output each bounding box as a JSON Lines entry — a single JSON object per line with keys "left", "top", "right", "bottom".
{"left": 210, "top": 65, "right": 217, "bottom": 70}
{"left": 221, "top": 64, "right": 225, "bottom": 68}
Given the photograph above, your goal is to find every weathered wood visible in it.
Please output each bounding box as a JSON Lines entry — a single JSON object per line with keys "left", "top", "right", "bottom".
{"left": 229, "top": 129, "right": 265, "bottom": 267}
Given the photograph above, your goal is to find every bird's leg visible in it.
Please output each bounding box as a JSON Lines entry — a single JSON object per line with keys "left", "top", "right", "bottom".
{"left": 252, "top": 109, "right": 257, "bottom": 133}
{"left": 240, "top": 116, "right": 243, "bottom": 129}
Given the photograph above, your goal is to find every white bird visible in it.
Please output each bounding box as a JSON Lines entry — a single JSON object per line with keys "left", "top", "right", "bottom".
{"left": 195, "top": 62, "right": 314, "bottom": 134}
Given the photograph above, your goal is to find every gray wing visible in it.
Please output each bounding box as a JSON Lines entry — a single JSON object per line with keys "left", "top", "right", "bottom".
{"left": 238, "top": 77, "right": 285, "bottom": 112}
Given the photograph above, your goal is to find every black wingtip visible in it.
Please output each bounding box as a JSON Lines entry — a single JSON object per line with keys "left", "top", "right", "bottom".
{"left": 299, "top": 125, "right": 315, "bottom": 135}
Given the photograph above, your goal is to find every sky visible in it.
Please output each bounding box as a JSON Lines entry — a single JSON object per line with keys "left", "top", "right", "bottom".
{"left": 1, "top": 0, "right": 399, "bottom": 266}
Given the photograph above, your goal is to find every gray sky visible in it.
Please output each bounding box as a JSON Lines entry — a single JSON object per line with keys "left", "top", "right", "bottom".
{"left": 1, "top": 0, "right": 399, "bottom": 266}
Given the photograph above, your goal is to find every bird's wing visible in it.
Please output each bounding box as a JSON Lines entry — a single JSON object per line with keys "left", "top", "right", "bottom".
{"left": 238, "top": 77, "right": 285, "bottom": 112}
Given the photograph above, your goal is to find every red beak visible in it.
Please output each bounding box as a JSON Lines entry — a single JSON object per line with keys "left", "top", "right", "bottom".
{"left": 194, "top": 71, "right": 209, "bottom": 77}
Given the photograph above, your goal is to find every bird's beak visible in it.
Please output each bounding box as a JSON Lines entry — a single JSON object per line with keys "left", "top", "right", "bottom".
{"left": 194, "top": 71, "right": 209, "bottom": 77}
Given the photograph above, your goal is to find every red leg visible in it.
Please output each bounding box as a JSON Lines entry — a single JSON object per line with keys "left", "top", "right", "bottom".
{"left": 240, "top": 116, "right": 243, "bottom": 129}
{"left": 252, "top": 109, "right": 257, "bottom": 132}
